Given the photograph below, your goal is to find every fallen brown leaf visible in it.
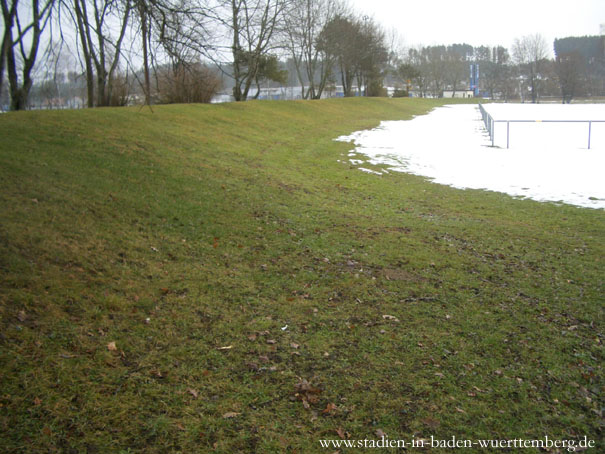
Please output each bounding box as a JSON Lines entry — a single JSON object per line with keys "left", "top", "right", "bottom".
{"left": 107, "top": 341, "right": 117, "bottom": 351}
{"left": 222, "top": 412, "right": 240, "bottom": 419}
{"left": 294, "top": 378, "right": 322, "bottom": 408}
{"left": 322, "top": 402, "right": 337, "bottom": 415}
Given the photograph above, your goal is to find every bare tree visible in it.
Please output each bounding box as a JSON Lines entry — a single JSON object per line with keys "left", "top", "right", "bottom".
{"left": 130, "top": 0, "right": 152, "bottom": 106}
{"left": 0, "top": 0, "right": 18, "bottom": 99}
{"left": 405, "top": 46, "right": 429, "bottom": 97}
{"left": 513, "top": 33, "right": 549, "bottom": 103}
{"left": 424, "top": 46, "right": 447, "bottom": 97}
{"left": 70, "top": 0, "right": 131, "bottom": 107}
{"left": 152, "top": 0, "right": 218, "bottom": 102}
{"left": 281, "top": 0, "right": 344, "bottom": 99}
{"left": 477, "top": 45, "right": 512, "bottom": 100}
{"left": 216, "top": 0, "right": 287, "bottom": 101}
{"left": 155, "top": 0, "right": 213, "bottom": 65}
{"left": 2, "top": 0, "right": 55, "bottom": 110}
{"left": 445, "top": 44, "right": 470, "bottom": 96}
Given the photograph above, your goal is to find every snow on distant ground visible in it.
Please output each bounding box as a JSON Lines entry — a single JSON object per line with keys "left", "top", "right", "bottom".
{"left": 485, "top": 103, "right": 605, "bottom": 150}
{"left": 336, "top": 104, "right": 605, "bottom": 209}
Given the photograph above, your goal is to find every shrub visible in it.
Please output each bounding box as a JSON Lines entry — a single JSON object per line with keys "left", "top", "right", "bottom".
{"left": 156, "top": 63, "right": 222, "bottom": 104}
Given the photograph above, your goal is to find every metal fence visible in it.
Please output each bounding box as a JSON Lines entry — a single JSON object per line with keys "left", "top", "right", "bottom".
{"left": 478, "top": 103, "right": 604, "bottom": 149}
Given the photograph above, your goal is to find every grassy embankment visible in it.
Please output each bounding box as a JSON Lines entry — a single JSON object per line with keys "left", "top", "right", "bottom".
{"left": 0, "top": 98, "right": 603, "bottom": 453}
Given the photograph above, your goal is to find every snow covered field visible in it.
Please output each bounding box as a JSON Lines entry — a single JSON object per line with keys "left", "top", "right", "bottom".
{"left": 484, "top": 103, "right": 605, "bottom": 150}
{"left": 336, "top": 104, "right": 605, "bottom": 209}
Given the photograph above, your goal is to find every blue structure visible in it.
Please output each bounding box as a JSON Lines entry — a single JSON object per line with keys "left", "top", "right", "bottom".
{"left": 470, "top": 63, "right": 480, "bottom": 96}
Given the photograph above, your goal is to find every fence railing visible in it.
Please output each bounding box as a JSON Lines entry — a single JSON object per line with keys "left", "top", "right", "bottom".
{"left": 478, "top": 104, "right": 603, "bottom": 149}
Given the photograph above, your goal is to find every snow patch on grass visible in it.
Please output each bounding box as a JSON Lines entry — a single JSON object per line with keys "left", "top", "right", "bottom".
{"left": 336, "top": 104, "right": 605, "bottom": 209}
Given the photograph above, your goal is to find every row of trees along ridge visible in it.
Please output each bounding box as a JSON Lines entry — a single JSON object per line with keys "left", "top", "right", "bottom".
{"left": 1, "top": 0, "right": 604, "bottom": 110}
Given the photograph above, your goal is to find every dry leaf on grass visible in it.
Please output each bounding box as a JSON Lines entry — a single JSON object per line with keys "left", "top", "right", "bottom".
{"left": 187, "top": 388, "right": 198, "bottom": 398}
{"left": 322, "top": 402, "right": 337, "bottom": 415}
{"left": 294, "top": 378, "right": 322, "bottom": 409}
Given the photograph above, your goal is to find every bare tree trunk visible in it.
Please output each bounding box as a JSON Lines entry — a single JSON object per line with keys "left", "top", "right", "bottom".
{"left": 72, "top": 0, "right": 131, "bottom": 107}
{"left": 229, "top": 0, "right": 284, "bottom": 102}
{"left": 137, "top": 0, "right": 151, "bottom": 106}
{"left": 74, "top": 0, "right": 94, "bottom": 107}
{"left": 0, "top": 0, "right": 17, "bottom": 100}
{"left": 231, "top": 0, "right": 243, "bottom": 101}
{"left": 314, "top": 58, "right": 332, "bottom": 99}
{"left": 106, "top": 0, "right": 130, "bottom": 104}
{"left": 5, "top": 0, "right": 53, "bottom": 110}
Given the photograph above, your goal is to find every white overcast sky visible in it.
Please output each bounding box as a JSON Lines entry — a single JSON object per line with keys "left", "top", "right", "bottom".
{"left": 349, "top": 0, "right": 605, "bottom": 55}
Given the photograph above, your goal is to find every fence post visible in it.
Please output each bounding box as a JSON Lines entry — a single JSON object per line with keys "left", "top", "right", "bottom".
{"left": 507, "top": 121, "right": 510, "bottom": 149}
{"left": 491, "top": 119, "right": 495, "bottom": 147}
{"left": 588, "top": 121, "right": 592, "bottom": 150}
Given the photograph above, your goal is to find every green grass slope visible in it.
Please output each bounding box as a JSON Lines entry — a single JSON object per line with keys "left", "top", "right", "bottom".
{"left": 0, "top": 98, "right": 603, "bottom": 453}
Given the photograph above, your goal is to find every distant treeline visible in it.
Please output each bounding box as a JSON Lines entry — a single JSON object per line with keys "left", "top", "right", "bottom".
{"left": 1, "top": 0, "right": 604, "bottom": 110}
